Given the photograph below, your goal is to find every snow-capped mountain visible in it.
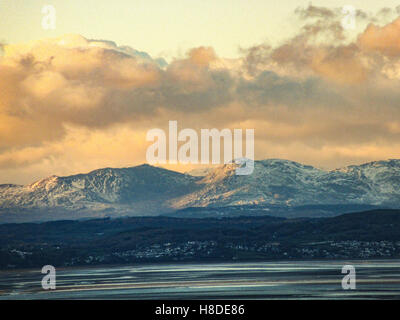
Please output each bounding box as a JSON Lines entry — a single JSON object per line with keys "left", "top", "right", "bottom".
{"left": 176, "top": 159, "right": 400, "bottom": 208}
{"left": 0, "top": 159, "right": 399, "bottom": 222}
{"left": 0, "top": 165, "right": 200, "bottom": 221}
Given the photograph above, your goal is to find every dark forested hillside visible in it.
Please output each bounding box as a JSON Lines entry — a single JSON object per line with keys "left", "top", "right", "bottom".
{"left": 1, "top": 210, "right": 400, "bottom": 269}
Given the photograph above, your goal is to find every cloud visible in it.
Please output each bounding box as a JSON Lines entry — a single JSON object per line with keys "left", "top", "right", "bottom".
{"left": 358, "top": 17, "right": 400, "bottom": 57}
{"left": 242, "top": 5, "right": 400, "bottom": 84}
{"left": 2, "top": 6, "right": 400, "bottom": 183}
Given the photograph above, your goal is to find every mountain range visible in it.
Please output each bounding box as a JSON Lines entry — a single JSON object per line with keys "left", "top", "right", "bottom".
{"left": 0, "top": 159, "right": 400, "bottom": 223}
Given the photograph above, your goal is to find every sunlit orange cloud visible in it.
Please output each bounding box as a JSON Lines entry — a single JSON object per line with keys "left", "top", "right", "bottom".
{"left": 1, "top": 6, "right": 400, "bottom": 184}
{"left": 358, "top": 17, "right": 400, "bottom": 57}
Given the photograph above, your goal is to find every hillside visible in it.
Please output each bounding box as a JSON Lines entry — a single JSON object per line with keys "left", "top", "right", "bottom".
{"left": 0, "top": 209, "right": 399, "bottom": 269}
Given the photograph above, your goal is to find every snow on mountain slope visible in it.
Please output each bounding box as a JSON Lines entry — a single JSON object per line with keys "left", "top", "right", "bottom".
{"left": 173, "top": 160, "right": 326, "bottom": 208}
{"left": 0, "top": 165, "right": 200, "bottom": 213}
{"left": 173, "top": 159, "right": 400, "bottom": 208}
{"left": 0, "top": 159, "right": 399, "bottom": 222}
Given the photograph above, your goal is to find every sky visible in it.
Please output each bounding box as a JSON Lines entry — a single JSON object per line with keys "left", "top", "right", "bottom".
{"left": 1, "top": 1, "right": 400, "bottom": 184}
{"left": 1, "top": 0, "right": 399, "bottom": 59}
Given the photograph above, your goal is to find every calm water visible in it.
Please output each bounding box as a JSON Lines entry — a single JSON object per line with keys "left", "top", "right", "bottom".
{"left": 0, "top": 260, "right": 399, "bottom": 299}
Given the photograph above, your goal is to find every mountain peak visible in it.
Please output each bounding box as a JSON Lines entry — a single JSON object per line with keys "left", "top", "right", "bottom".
{"left": 28, "top": 175, "right": 59, "bottom": 191}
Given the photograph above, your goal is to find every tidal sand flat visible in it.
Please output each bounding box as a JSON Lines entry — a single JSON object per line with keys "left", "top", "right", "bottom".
{"left": 0, "top": 260, "right": 399, "bottom": 300}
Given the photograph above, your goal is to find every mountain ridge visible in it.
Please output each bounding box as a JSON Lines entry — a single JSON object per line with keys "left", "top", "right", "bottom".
{"left": 0, "top": 159, "right": 399, "bottom": 223}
